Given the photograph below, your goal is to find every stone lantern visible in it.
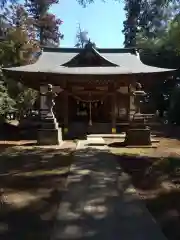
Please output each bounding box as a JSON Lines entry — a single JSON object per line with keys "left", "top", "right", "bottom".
{"left": 37, "top": 84, "right": 62, "bottom": 145}
{"left": 125, "top": 82, "right": 151, "bottom": 145}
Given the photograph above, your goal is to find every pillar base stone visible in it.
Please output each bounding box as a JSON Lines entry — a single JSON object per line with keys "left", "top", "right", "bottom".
{"left": 37, "top": 112, "right": 62, "bottom": 145}
{"left": 125, "top": 128, "right": 151, "bottom": 146}
{"left": 37, "top": 128, "right": 62, "bottom": 145}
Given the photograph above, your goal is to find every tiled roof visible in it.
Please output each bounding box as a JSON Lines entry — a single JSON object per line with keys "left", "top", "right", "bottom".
{"left": 2, "top": 45, "right": 175, "bottom": 75}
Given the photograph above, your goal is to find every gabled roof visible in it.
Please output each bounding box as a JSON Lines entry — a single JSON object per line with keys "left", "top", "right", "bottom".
{"left": 62, "top": 43, "right": 118, "bottom": 67}
{"left": 2, "top": 43, "right": 175, "bottom": 76}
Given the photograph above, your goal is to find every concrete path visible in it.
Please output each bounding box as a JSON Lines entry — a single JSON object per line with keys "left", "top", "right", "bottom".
{"left": 51, "top": 139, "right": 167, "bottom": 240}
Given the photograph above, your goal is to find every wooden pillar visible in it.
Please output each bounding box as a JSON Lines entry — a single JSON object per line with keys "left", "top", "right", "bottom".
{"left": 112, "top": 83, "right": 117, "bottom": 133}
{"left": 63, "top": 82, "right": 68, "bottom": 134}
{"left": 127, "top": 84, "right": 131, "bottom": 121}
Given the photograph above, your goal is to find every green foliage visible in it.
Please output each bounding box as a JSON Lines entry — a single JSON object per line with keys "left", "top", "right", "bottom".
{"left": 0, "top": 84, "right": 16, "bottom": 115}
{"left": 123, "top": 0, "right": 141, "bottom": 47}
{"left": 137, "top": 15, "right": 180, "bottom": 53}
{"left": 165, "top": 16, "right": 180, "bottom": 52}
{"left": 123, "top": 0, "right": 178, "bottom": 49}
{"left": 122, "top": 0, "right": 180, "bottom": 123}
{"left": 0, "top": 72, "right": 16, "bottom": 116}
{"left": 25, "top": 0, "right": 63, "bottom": 45}
{"left": 0, "top": 4, "right": 39, "bottom": 67}
{"left": 0, "top": 3, "right": 39, "bottom": 118}
{"left": 16, "top": 87, "right": 38, "bottom": 114}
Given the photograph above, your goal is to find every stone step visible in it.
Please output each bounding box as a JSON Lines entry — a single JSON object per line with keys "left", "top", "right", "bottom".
{"left": 87, "top": 133, "right": 126, "bottom": 138}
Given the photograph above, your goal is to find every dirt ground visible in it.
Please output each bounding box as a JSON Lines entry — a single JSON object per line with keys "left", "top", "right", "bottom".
{"left": 0, "top": 141, "right": 76, "bottom": 240}
{"left": 109, "top": 129, "right": 180, "bottom": 240}
{"left": 1, "top": 123, "right": 180, "bottom": 240}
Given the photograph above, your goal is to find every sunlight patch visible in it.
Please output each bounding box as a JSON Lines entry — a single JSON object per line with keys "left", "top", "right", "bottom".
{"left": 13, "top": 167, "right": 69, "bottom": 177}
{"left": 84, "top": 204, "right": 108, "bottom": 219}
{"left": 75, "top": 169, "right": 91, "bottom": 175}
{"left": 125, "top": 187, "right": 136, "bottom": 194}
{"left": 2, "top": 192, "right": 40, "bottom": 208}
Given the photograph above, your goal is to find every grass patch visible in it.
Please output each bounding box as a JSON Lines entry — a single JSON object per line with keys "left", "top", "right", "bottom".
{"left": 111, "top": 147, "right": 154, "bottom": 156}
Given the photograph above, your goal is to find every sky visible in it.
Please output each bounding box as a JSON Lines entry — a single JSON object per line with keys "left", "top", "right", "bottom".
{"left": 50, "top": 0, "right": 125, "bottom": 48}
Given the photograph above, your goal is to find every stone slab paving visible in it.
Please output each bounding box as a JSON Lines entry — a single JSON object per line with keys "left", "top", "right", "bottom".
{"left": 85, "top": 137, "right": 107, "bottom": 150}
{"left": 51, "top": 139, "right": 167, "bottom": 240}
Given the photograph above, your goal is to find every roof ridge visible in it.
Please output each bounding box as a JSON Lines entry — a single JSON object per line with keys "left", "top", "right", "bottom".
{"left": 41, "top": 46, "right": 137, "bottom": 54}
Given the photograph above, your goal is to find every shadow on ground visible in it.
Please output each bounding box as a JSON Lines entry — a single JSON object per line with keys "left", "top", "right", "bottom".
{"left": 0, "top": 147, "right": 134, "bottom": 240}
{"left": 108, "top": 142, "right": 126, "bottom": 148}
{"left": 85, "top": 143, "right": 107, "bottom": 147}
{"left": 146, "top": 191, "right": 180, "bottom": 240}
{"left": 0, "top": 147, "right": 74, "bottom": 240}
{"left": 1, "top": 123, "right": 180, "bottom": 240}
{"left": 1, "top": 144, "right": 179, "bottom": 240}
{"left": 115, "top": 152, "right": 180, "bottom": 240}
{"left": 53, "top": 147, "right": 137, "bottom": 240}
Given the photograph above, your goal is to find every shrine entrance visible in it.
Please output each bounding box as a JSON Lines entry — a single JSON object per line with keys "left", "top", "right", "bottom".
{"left": 68, "top": 93, "right": 111, "bottom": 125}
{"left": 66, "top": 90, "right": 112, "bottom": 137}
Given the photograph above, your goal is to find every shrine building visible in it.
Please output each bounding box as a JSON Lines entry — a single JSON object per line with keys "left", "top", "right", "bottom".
{"left": 3, "top": 43, "right": 175, "bottom": 137}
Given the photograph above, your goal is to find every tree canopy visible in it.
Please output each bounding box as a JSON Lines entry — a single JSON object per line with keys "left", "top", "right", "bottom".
{"left": 122, "top": 0, "right": 180, "bottom": 123}
{"left": 0, "top": 0, "right": 63, "bottom": 118}
{"left": 25, "top": 0, "right": 63, "bottom": 45}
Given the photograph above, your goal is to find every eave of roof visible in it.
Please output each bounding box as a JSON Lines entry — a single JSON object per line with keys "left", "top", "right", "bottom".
{"left": 2, "top": 46, "right": 176, "bottom": 76}
{"left": 3, "top": 66, "right": 174, "bottom": 75}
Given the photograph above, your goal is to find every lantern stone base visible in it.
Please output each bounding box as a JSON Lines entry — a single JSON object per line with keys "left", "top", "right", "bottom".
{"left": 37, "top": 113, "right": 62, "bottom": 145}
{"left": 125, "top": 128, "right": 151, "bottom": 146}
{"left": 37, "top": 128, "right": 62, "bottom": 145}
